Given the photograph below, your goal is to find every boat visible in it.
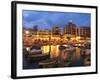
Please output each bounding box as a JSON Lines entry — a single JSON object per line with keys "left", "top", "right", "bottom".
{"left": 80, "top": 42, "right": 91, "bottom": 66}
{"left": 25, "top": 45, "right": 50, "bottom": 61}
{"left": 58, "top": 45, "right": 75, "bottom": 67}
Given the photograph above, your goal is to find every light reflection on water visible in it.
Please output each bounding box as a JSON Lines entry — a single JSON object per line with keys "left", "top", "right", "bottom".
{"left": 41, "top": 45, "right": 81, "bottom": 59}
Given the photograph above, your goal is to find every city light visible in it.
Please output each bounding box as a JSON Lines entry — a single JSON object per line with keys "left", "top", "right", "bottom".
{"left": 22, "top": 11, "right": 91, "bottom": 69}
{"left": 76, "top": 36, "right": 81, "bottom": 40}
{"left": 25, "top": 30, "right": 29, "bottom": 34}
{"left": 26, "top": 47, "right": 30, "bottom": 51}
{"left": 23, "top": 21, "right": 90, "bottom": 59}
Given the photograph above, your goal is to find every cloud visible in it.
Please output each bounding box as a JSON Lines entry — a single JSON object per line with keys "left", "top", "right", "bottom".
{"left": 23, "top": 10, "right": 91, "bottom": 29}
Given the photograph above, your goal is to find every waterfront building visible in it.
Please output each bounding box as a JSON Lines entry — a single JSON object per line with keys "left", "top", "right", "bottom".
{"left": 64, "top": 20, "right": 77, "bottom": 36}
{"left": 52, "top": 26, "right": 61, "bottom": 35}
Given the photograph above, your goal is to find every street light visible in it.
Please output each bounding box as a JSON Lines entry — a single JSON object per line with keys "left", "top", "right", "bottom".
{"left": 26, "top": 47, "right": 30, "bottom": 51}
{"left": 25, "top": 30, "right": 29, "bottom": 35}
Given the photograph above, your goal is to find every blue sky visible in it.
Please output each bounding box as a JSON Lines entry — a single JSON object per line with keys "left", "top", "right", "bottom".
{"left": 23, "top": 10, "right": 91, "bottom": 30}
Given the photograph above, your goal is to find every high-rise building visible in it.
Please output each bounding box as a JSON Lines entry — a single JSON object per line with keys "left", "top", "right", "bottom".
{"left": 33, "top": 25, "right": 38, "bottom": 31}
{"left": 78, "top": 27, "right": 90, "bottom": 37}
{"left": 52, "top": 26, "right": 61, "bottom": 35}
{"left": 64, "top": 20, "right": 90, "bottom": 38}
{"left": 64, "top": 20, "right": 77, "bottom": 36}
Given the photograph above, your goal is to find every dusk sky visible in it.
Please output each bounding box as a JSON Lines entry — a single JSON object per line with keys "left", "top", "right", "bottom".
{"left": 23, "top": 10, "right": 91, "bottom": 30}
